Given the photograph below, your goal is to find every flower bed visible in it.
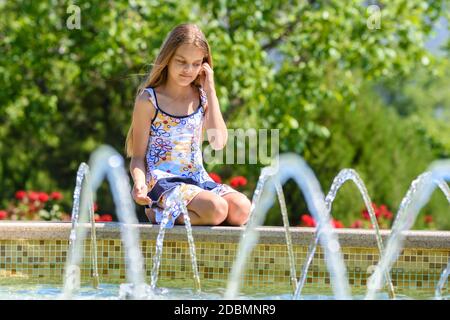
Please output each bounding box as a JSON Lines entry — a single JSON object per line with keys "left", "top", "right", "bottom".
{"left": 0, "top": 190, "right": 112, "bottom": 222}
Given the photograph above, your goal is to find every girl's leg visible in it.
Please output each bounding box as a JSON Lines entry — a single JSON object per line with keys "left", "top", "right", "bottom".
{"left": 145, "top": 191, "right": 228, "bottom": 226}
{"left": 145, "top": 207, "right": 198, "bottom": 224}
{"left": 145, "top": 208, "right": 157, "bottom": 223}
{"left": 221, "top": 192, "right": 251, "bottom": 226}
{"left": 177, "top": 190, "right": 228, "bottom": 225}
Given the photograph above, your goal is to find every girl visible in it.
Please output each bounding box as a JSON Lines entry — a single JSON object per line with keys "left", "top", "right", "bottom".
{"left": 125, "top": 23, "right": 251, "bottom": 227}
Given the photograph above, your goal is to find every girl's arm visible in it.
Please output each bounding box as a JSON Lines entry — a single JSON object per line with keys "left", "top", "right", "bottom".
{"left": 129, "top": 91, "right": 155, "bottom": 206}
{"left": 201, "top": 63, "right": 228, "bottom": 150}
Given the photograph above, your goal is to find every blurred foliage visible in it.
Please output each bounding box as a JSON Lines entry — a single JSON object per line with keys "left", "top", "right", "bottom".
{"left": 376, "top": 63, "right": 450, "bottom": 157}
{"left": 0, "top": 0, "right": 448, "bottom": 227}
{"left": 267, "top": 86, "right": 449, "bottom": 229}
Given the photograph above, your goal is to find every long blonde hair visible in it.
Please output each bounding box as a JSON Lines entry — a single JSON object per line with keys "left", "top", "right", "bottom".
{"left": 125, "top": 23, "right": 213, "bottom": 157}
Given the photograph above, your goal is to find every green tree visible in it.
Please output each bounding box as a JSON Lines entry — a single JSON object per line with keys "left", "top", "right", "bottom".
{"left": 0, "top": 1, "right": 447, "bottom": 224}
{"left": 376, "top": 62, "right": 450, "bottom": 158}
{"left": 305, "top": 87, "right": 449, "bottom": 229}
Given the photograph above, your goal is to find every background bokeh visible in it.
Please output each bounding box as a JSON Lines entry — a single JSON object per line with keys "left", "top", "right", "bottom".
{"left": 0, "top": 1, "right": 449, "bottom": 229}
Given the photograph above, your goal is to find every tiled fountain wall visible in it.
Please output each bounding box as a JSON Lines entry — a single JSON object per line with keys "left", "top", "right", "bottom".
{"left": 0, "top": 222, "right": 448, "bottom": 296}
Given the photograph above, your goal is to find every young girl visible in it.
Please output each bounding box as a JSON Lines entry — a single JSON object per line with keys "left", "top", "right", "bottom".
{"left": 125, "top": 23, "right": 251, "bottom": 227}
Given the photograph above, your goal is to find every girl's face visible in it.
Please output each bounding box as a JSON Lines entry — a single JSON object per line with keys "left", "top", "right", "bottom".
{"left": 167, "top": 43, "right": 206, "bottom": 86}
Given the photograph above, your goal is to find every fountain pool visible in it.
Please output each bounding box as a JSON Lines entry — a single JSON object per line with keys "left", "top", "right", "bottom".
{"left": 0, "top": 222, "right": 448, "bottom": 300}
{"left": 1, "top": 147, "right": 448, "bottom": 300}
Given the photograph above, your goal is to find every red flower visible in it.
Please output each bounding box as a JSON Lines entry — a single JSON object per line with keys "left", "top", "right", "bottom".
{"left": 50, "top": 191, "right": 63, "bottom": 201}
{"left": 362, "top": 210, "right": 371, "bottom": 220}
{"left": 362, "top": 203, "right": 381, "bottom": 220}
{"left": 208, "top": 172, "right": 222, "bottom": 184}
{"left": 230, "top": 176, "right": 248, "bottom": 188}
{"left": 383, "top": 211, "right": 393, "bottom": 220}
{"left": 0, "top": 210, "right": 8, "bottom": 220}
{"left": 100, "top": 214, "right": 113, "bottom": 222}
{"left": 15, "top": 190, "right": 27, "bottom": 200}
{"left": 351, "top": 220, "right": 363, "bottom": 228}
{"left": 38, "top": 192, "right": 49, "bottom": 203}
{"left": 424, "top": 215, "right": 433, "bottom": 224}
{"left": 92, "top": 202, "right": 99, "bottom": 212}
{"left": 332, "top": 219, "right": 344, "bottom": 228}
{"left": 28, "top": 191, "right": 39, "bottom": 202}
{"left": 95, "top": 214, "right": 113, "bottom": 222}
{"left": 379, "top": 205, "right": 393, "bottom": 220}
{"left": 373, "top": 204, "right": 382, "bottom": 218}
{"left": 300, "top": 214, "right": 316, "bottom": 227}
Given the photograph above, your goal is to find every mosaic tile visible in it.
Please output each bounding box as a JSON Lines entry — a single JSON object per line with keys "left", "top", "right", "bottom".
{"left": 0, "top": 238, "right": 448, "bottom": 296}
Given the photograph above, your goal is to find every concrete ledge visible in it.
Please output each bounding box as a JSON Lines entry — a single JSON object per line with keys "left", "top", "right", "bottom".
{"left": 0, "top": 221, "right": 449, "bottom": 249}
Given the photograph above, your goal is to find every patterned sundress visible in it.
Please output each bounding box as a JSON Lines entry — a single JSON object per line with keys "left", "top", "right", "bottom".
{"left": 143, "top": 85, "right": 238, "bottom": 227}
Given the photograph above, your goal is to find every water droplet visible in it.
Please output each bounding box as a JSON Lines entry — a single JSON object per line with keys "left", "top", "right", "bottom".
{"left": 328, "top": 240, "right": 340, "bottom": 252}
{"left": 108, "top": 155, "right": 123, "bottom": 168}
{"left": 366, "top": 265, "right": 377, "bottom": 275}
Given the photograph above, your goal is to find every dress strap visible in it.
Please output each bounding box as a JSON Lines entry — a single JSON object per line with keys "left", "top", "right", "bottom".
{"left": 198, "top": 86, "right": 208, "bottom": 112}
{"left": 143, "top": 87, "right": 159, "bottom": 111}
{"left": 143, "top": 87, "right": 159, "bottom": 123}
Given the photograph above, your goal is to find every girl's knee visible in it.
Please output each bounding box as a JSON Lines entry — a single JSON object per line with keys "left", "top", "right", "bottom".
{"left": 226, "top": 195, "right": 251, "bottom": 226}
{"left": 208, "top": 197, "right": 228, "bottom": 225}
{"left": 187, "top": 192, "right": 229, "bottom": 225}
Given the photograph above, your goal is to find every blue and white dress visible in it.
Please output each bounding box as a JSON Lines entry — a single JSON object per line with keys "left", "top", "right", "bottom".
{"left": 143, "top": 85, "right": 237, "bottom": 227}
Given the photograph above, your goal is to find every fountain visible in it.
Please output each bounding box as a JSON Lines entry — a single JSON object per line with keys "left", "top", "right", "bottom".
{"left": 436, "top": 261, "right": 449, "bottom": 299}
{"left": 62, "top": 145, "right": 149, "bottom": 299}
{"left": 294, "top": 169, "right": 395, "bottom": 299}
{"left": 366, "top": 161, "right": 450, "bottom": 299}
{"left": 61, "top": 163, "right": 99, "bottom": 298}
{"left": 275, "top": 181, "right": 298, "bottom": 292}
{"left": 57, "top": 145, "right": 448, "bottom": 300}
{"left": 63, "top": 145, "right": 203, "bottom": 298}
{"left": 434, "top": 178, "right": 450, "bottom": 299}
{"left": 150, "top": 186, "right": 202, "bottom": 293}
{"left": 225, "top": 168, "right": 298, "bottom": 293}
{"left": 225, "top": 153, "right": 351, "bottom": 300}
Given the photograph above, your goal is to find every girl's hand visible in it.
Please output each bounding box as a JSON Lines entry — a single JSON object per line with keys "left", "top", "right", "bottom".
{"left": 132, "top": 183, "right": 152, "bottom": 206}
{"left": 200, "top": 62, "right": 215, "bottom": 93}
